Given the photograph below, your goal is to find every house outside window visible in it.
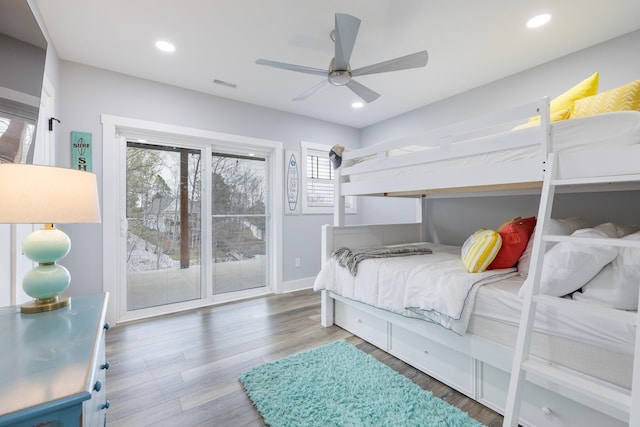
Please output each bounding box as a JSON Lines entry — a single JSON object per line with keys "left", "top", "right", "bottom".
{"left": 300, "top": 141, "right": 355, "bottom": 214}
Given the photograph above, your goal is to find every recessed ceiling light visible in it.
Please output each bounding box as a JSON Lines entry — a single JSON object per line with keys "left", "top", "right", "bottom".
{"left": 155, "top": 40, "right": 175, "bottom": 52}
{"left": 526, "top": 13, "right": 551, "bottom": 29}
{"left": 352, "top": 101, "right": 364, "bottom": 109}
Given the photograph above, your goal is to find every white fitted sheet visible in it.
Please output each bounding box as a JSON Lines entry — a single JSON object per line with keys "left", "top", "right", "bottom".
{"left": 472, "top": 277, "right": 635, "bottom": 354}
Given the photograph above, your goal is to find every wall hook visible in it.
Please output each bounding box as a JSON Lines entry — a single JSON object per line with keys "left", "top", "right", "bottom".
{"left": 48, "top": 117, "right": 61, "bottom": 131}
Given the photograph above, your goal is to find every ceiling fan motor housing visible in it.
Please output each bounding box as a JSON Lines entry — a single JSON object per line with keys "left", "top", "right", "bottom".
{"left": 328, "top": 59, "right": 352, "bottom": 86}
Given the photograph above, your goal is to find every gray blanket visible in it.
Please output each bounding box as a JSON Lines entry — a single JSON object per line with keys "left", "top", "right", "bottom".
{"left": 332, "top": 245, "right": 433, "bottom": 276}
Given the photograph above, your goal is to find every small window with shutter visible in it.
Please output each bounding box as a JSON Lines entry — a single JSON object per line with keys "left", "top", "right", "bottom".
{"left": 300, "top": 141, "right": 356, "bottom": 214}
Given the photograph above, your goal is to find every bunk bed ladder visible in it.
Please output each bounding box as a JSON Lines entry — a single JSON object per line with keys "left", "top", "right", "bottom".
{"left": 503, "top": 152, "right": 640, "bottom": 427}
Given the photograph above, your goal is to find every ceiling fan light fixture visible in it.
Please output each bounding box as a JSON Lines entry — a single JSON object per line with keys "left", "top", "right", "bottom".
{"left": 526, "top": 13, "right": 551, "bottom": 29}
{"left": 351, "top": 101, "right": 364, "bottom": 109}
{"left": 328, "top": 70, "right": 352, "bottom": 86}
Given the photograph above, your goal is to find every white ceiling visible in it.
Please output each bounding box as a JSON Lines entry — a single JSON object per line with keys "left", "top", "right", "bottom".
{"left": 31, "top": 0, "right": 640, "bottom": 128}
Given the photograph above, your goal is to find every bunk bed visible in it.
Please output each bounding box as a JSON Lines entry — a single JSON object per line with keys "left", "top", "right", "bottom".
{"left": 314, "top": 82, "right": 640, "bottom": 427}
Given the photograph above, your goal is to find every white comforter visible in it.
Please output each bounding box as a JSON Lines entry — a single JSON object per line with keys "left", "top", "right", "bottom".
{"left": 314, "top": 243, "right": 517, "bottom": 334}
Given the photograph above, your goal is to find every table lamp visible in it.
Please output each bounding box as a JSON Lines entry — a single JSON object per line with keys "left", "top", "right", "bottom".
{"left": 0, "top": 163, "right": 101, "bottom": 313}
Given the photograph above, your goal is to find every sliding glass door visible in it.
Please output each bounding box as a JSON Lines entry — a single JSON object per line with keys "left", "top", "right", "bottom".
{"left": 125, "top": 142, "right": 202, "bottom": 310}
{"left": 211, "top": 153, "right": 267, "bottom": 295}
{"left": 124, "top": 141, "right": 269, "bottom": 313}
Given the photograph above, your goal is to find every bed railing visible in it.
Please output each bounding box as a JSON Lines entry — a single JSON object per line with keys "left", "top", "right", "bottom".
{"left": 321, "top": 223, "right": 425, "bottom": 264}
{"left": 344, "top": 97, "right": 551, "bottom": 168}
{"left": 332, "top": 97, "right": 551, "bottom": 225}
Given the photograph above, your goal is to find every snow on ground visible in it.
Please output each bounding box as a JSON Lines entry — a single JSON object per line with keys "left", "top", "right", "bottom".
{"left": 127, "top": 233, "right": 179, "bottom": 272}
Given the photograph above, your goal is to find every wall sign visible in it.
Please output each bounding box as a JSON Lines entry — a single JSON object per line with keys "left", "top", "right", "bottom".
{"left": 285, "top": 150, "right": 300, "bottom": 215}
{"left": 71, "top": 131, "right": 92, "bottom": 171}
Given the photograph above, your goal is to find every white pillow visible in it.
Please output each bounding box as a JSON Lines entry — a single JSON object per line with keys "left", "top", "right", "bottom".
{"left": 519, "top": 223, "right": 617, "bottom": 298}
{"left": 573, "top": 231, "right": 640, "bottom": 310}
{"left": 517, "top": 217, "right": 591, "bottom": 278}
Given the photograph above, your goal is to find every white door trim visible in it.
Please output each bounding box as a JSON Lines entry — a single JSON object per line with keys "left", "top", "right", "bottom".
{"left": 101, "top": 114, "right": 283, "bottom": 325}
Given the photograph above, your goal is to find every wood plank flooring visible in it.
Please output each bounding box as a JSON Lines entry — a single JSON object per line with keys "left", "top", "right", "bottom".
{"left": 105, "top": 289, "right": 504, "bottom": 426}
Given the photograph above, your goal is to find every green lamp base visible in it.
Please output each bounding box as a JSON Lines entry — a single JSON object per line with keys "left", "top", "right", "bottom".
{"left": 21, "top": 295, "right": 71, "bottom": 314}
{"left": 21, "top": 225, "right": 72, "bottom": 314}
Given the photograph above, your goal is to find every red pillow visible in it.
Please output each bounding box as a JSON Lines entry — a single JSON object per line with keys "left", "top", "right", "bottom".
{"left": 488, "top": 217, "right": 536, "bottom": 269}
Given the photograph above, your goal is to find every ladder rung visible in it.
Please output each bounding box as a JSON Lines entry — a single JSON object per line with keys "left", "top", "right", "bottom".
{"left": 522, "top": 359, "right": 631, "bottom": 415}
{"left": 552, "top": 173, "right": 640, "bottom": 187}
{"left": 533, "top": 294, "right": 637, "bottom": 325}
{"left": 541, "top": 235, "right": 640, "bottom": 248}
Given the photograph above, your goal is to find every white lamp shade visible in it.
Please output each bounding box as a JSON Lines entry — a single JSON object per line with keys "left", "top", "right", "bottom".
{"left": 0, "top": 164, "right": 101, "bottom": 224}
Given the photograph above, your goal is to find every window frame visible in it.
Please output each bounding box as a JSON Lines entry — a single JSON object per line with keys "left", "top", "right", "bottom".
{"left": 300, "top": 141, "right": 356, "bottom": 215}
{"left": 101, "top": 114, "right": 283, "bottom": 325}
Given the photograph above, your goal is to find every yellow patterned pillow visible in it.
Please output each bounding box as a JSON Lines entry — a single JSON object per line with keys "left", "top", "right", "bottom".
{"left": 571, "top": 79, "right": 640, "bottom": 118}
{"left": 461, "top": 229, "right": 502, "bottom": 273}
{"left": 550, "top": 71, "right": 599, "bottom": 115}
{"left": 518, "top": 72, "right": 598, "bottom": 128}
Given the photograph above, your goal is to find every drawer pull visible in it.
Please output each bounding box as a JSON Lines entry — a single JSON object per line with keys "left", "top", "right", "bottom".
{"left": 541, "top": 406, "right": 552, "bottom": 416}
{"left": 423, "top": 349, "right": 429, "bottom": 355}
{"left": 103, "top": 322, "right": 110, "bottom": 330}
{"left": 102, "top": 400, "right": 111, "bottom": 410}
{"left": 101, "top": 361, "right": 110, "bottom": 370}
{"left": 357, "top": 318, "right": 363, "bottom": 323}
{"left": 94, "top": 380, "right": 102, "bottom": 392}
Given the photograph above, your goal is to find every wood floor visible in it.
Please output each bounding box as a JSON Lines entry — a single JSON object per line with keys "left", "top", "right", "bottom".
{"left": 105, "top": 289, "right": 504, "bottom": 426}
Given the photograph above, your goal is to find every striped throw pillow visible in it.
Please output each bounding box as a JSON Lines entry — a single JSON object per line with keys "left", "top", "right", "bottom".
{"left": 571, "top": 79, "right": 640, "bottom": 118}
{"left": 461, "top": 229, "right": 502, "bottom": 273}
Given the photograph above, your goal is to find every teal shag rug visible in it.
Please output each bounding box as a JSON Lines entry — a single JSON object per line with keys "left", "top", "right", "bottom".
{"left": 239, "top": 340, "right": 486, "bottom": 427}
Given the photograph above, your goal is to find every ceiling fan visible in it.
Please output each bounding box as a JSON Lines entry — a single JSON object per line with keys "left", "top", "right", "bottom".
{"left": 255, "top": 13, "right": 428, "bottom": 103}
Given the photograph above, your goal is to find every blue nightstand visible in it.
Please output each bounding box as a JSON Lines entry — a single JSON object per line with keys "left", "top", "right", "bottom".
{"left": 0, "top": 293, "right": 110, "bottom": 426}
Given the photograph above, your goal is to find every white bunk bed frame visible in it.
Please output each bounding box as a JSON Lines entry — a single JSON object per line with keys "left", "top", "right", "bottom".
{"left": 320, "top": 97, "right": 640, "bottom": 427}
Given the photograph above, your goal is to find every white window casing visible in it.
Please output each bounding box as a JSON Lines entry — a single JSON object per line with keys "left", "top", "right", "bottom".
{"left": 300, "top": 141, "right": 356, "bottom": 215}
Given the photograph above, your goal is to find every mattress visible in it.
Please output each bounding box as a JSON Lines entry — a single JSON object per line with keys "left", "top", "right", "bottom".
{"left": 349, "top": 111, "right": 640, "bottom": 181}
{"left": 470, "top": 277, "right": 635, "bottom": 389}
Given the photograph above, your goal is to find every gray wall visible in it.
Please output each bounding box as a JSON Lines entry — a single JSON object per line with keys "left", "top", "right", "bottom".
{"left": 424, "top": 192, "right": 640, "bottom": 246}
{"left": 55, "top": 62, "right": 360, "bottom": 296}
{"left": 358, "top": 29, "right": 640, "bottom": 242}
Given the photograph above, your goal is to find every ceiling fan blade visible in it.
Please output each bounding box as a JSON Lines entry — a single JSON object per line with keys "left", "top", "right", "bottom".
{"left": 351, "top": 50, "right": 428, "bottom": 77}
{"left": 333, "top": 13, "right": 361, "bottom": 70}
{"left": 345, "top": 79, "right": 380, "bottom": 103}
{"left": 293, "top": 79, "right": 332, "bottom": 101}
{"left": 256, "top": 59, "right": 327, "bottom": 76}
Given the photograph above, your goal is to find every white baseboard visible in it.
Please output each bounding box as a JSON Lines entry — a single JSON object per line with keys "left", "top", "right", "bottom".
{"left": 278, "top": 276, "right": 315, "bottom": 293}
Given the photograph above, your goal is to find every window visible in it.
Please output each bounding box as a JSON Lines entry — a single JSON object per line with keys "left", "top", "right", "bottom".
{"left": 300, "top": 141, "right": 355, "bottom": 214}
{"left": 0, "top": 98, "right": 38, "bottom": 164}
